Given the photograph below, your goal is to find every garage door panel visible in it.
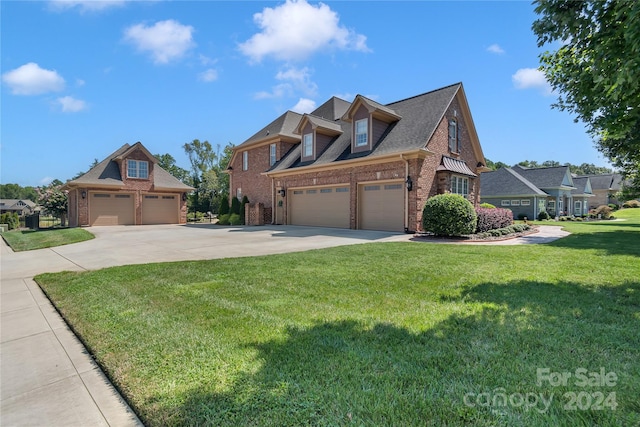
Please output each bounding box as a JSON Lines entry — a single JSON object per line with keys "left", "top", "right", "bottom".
{"left": 359, "top": 182, "right": 404, "bottom": 232}
{"left": 290, "top": 186, "right": 350, "bottom": 228}
{"left": 90, "top": 193, "right": 134, "bottom": 226}
{"left": 142, "top": 194, "right": 179, "bottom": 225}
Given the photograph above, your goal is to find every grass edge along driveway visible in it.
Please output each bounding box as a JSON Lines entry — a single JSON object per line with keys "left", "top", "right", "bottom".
{"left": 36, "top": 209, "right": 640, "bottom": 426}
{"left": 2, "top": 228, "right": 94, "bottom": 251}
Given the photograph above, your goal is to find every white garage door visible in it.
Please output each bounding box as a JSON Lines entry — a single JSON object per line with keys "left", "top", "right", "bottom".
{"left": 142, "top": 194, "right": 179, "bottom": 225}
{"left": 289, "top": 186, "right": 350, "bottom": 228}
{"left": 90, "top": 193, "right": 134, "bottom": 226}
{"left": 359, "top": 182, "right": 404, "bottom": 232}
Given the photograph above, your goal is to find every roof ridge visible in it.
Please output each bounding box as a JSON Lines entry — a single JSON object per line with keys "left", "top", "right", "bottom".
{"left": 505, "top": 167, "right": 545, "bottom": 194}
{"left": 385, "top": 82, "right": 462, "bottom": 107}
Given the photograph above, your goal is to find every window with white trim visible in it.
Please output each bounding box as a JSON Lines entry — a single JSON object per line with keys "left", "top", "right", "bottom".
{"left": 355, "top": 118, "right": 368, "bottom": 147}
{"left": 521, "top": 200, "right": 531, "bottom": 206}
{"left": 127, "top": 160, "right": 148, "bottom": 179}
{"left": 451, "top": 175, "right": 469, "bottom": 196}
{"left": 303, "top": 133, "right": 313, "bottom": 157}
{"left": 501, "top": 200, "right": 511, "bottom": 206}
{"left": 270, "top": 144, "right": 276, "bottom": 166}
{"left": 511, "top": 200, "right": 521, "bottom": 206}
{"left": 448, "top": 119, "right": 459, "bottom": 153}
{"left": 242, "top": 151, "right": 248, "bottom": 170}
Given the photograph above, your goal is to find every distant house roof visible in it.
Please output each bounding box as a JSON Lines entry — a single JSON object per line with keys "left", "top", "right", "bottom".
{"left": 512, "top": 164, "right": 575, "bottom": 190}
{"left": 571, "top": 176, "right": 593, "bottom": 196}
{"left": 64, "top": 142, "right": 193, "bottom": 191}
{"left": 577, "top": 173, "right": 623, "bottom": 192}
{"left": 0, "top": 199, "right": 37, "bottom": 212}
{"left": 480, "top": 167, "right": 547, "bottom": 197}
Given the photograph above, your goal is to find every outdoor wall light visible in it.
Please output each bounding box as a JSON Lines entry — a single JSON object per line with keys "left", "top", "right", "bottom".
{"left": 182, "top": 193, "right": 187, "bottom": 201}
{"left": 278, "top": 189, "right": 286, "bottom": 197}
{"left": 405, "top": 176, "right": 413, "bottom": 192}
{"left": 81, "top": 191, "right": 87, "bottom": 199}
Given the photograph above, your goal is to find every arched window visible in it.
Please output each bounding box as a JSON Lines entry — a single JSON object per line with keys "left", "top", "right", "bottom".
{"left": 448, "top": 119, "right": 459, "bottom": 153}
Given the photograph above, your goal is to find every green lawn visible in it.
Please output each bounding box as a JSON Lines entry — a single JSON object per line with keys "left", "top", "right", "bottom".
{"left": 36, "top": 209, "right": 640, "bottom": 426}
{"left": 3, "top": 228, "right": 94, "bottom": 251}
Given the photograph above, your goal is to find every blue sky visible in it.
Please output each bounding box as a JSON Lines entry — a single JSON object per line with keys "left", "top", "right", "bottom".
{"left": 1, "top": 0, "right": 611, "bottom": 187}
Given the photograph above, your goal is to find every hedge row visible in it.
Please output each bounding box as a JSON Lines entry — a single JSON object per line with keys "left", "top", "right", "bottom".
{"left": 475, "top": 223, "right": 531, "bottom": 239}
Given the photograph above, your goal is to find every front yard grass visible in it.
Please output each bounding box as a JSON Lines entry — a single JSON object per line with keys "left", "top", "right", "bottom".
{"left": 36, "top": 209, "right": 640, "bottom": 426}
{"left": 3, "top": 228, "right": 94, "bottom": 252}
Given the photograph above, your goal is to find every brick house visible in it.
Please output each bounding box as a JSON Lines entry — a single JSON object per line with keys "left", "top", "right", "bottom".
{"left": 64, "top": 142, "right": 193, "bottom": 226}
{"left": 228, "top": 83, "right": 489, "bottom": 232}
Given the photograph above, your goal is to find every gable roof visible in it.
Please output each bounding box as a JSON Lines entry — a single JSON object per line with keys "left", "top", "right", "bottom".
{"left": 512, "top": 164, "right": 575, "bottom": 189}
{"left": 571, "top": 176, "right": 593, "bottom": 196}
{"left": 64, "top": 142, "right": 193, "bottom": 191}
{"left": 268, "top": 83, "right": 475, "bottom": 173}
{"left": 577, "top": 173, "right": 623, "bottom": 192}
{"left": 480, "top": 167, "right": 547, "bottom": 197}
{"left": 0, "top": 199, "right": 37, "bottom": 211}
{"left": 236, "top": 111, "right": 303, "bottom": 149}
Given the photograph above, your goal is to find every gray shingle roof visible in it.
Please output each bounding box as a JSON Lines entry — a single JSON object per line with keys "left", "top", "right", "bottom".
{"left": 512, "top": 164, "right": 575, "bottom": 189}
{"left": 578, "top": 173, "right": 623, "bottom": 191}
{"left": 65, "top": 143, "right": 193, "bottom": 191}
{"left": 269, "top": 83, "right": 462, "bottom": 172}
{"left": 480, "top": 167, "right": 547, "bottom": 197}
{"left": 571, "top": 176, "right": 593, "bottom": 195}
{"left": 237, "top": 111, "right": 303, "bottom": 148}
{"left": 311, "top": 96, "right": 351, "bottom": 121}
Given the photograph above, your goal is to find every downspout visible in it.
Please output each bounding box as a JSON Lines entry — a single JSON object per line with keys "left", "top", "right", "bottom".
{"left": 271, "top": 177, "right": 276, "bottom": 224}
{"left": 400, "top": 154, "right": 409, "bottom": 232}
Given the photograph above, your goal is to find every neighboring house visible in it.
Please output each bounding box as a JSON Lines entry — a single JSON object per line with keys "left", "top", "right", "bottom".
{"left": 576, "top": 173, "right": 623, "bottom": 208}
{"left": 0, "top": 199, "right": 37, "bottom": 216}
{"left": 64, "top": 142, "right": 194, "bottom": 227}
{"left": 228, "top": 82, "right": 489, "bottom": 232}
{"left": 480, "top": 165, "right": 594, "bottom": 218}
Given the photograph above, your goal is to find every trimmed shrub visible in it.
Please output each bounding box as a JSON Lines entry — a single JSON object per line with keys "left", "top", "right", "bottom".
{"left": 475, "top": 207, "right": 513, "bottom": 233}
{"left": 422, "top": 194, "right": 477, "bottom": 237}
{"left": 622, "top": 200, "right": 640, "bottom": 208}
{"left": 537, "top": 211, "right": 550, "bottom": 221}
{"left": 229, "top": 213, "right": 242, "bottom": 225}
{"left": 218, "top": 194, "right": 230, "bottom": 215}
{"left": 230, "top": 197, "right": 241, "bottom": 215}
{"left": 591, "top": 205, "right": 613, "bottom": 219}
{"left": 1, "top": 212, "right": 19, "bottom": 230}
{"left": 608, "top": 203, "right": 619, "bottom": 211}
{"left": 479, "top": 202, "right": 496, "bottom": 209}
{"left": 217, "top": 214, "right": 230, "bottom": 225}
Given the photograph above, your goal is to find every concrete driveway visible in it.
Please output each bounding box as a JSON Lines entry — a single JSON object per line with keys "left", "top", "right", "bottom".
{"left": 0, "top": 224, "right": 411, "bottom": 426}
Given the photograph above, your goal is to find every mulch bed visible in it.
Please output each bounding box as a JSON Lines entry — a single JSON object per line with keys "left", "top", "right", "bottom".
{"left": 412, "top": 225, "right": 540, "bottom": 243}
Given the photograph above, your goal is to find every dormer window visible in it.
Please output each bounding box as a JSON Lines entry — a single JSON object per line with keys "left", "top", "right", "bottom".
{"left": 355, "top": 118, "right": 368, "bottom": 147}
{"left": 303, "top": 133, "right": 313, "bottom": 158}
{"left": 127, "top": 159, "right": 148, "bottom": 179}
{"left": 448, "top": 119, "right": 459, "bottom": 153}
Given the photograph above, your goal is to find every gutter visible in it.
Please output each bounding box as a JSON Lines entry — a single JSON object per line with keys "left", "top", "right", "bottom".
{"left": 400, "top": 153, "right": 410, "bottom": 233}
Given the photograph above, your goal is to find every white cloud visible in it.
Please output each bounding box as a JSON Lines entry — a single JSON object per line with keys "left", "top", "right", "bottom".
{"left": 275, "top": 66, "right": 317, "bottom": 96}
{"left": 56, "top": 96, "right": 88, "bottom": 112}
{"left": 291, "top": 98, "right": 316, "bottom": 113}
{"left": 512, "top": 68, "right": 553, "bottom": 95}
{"left": 198, "top": 69, "right": 218, "bottom": 82}
{"left": 49, "top": 0, "right": 127, "bottom": 12}
{"left": 239, "top": 0, "right": 370, "bottom": 62}
{"left": 487, "top": 44, "right": 505, "bottom": 54}
{"left": 124, "top": 20, "right": 195, "bottom": 64}
{"left": 2, "top": 63, "right": 65, "bottom": 95}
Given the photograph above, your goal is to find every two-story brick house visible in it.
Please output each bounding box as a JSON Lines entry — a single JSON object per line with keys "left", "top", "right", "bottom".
{"left": 228, "top": 82, "right": 488, "bottom": 232}
{"left": 65, "top": 142, "right": 193, "bottom": 226}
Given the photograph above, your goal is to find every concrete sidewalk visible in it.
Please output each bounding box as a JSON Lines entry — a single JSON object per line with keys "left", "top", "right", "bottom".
{"left": 1, "top": 238, "right": 143, "bottom": 426}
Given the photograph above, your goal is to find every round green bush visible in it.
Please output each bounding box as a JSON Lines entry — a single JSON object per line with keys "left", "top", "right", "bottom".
{"left": 229, "top": 213, "right": 242, "bottom": 225}
{"left": 422, "top": 193, "right": 477, "bottom": 236}
{"left": 217, "top": 214, "right": 230, "bottom": 225}
{"left": 479, "top": 202, "right": 496, "bottom": 209}
{"left": 537, "top": 210, "right": 550, "bottom": 221}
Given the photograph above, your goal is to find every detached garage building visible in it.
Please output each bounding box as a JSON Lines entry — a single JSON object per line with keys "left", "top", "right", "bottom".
{"left": 228, "top": 82, "right": 489, "bottom": 232}
{"left": 65, "top": 142, "right": 193, "bottom": 227}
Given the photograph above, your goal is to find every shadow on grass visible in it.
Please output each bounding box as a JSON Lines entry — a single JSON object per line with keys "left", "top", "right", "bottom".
{"left": 547, "top": 230, "right": 640, "bottom": 256}
{"left": 162, "top": 281, "right": 639, "bottom": 427}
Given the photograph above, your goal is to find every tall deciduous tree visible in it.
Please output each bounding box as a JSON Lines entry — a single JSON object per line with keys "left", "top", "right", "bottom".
{"left": 37, "top": 183, "right": 68, "bottom": 226}
{"left": 533, "top": 0, "right": 640, "bottom": 198}
{"left": 154, "top": 153, "right": 190, "bottom": 183}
